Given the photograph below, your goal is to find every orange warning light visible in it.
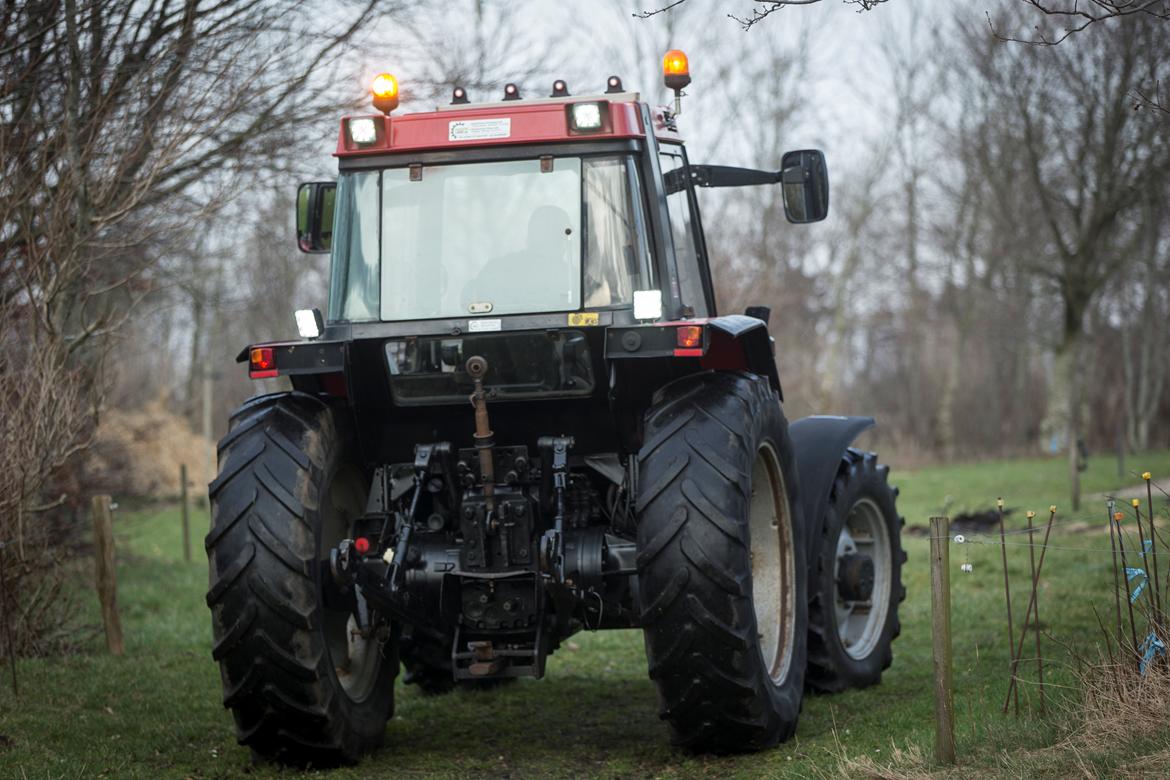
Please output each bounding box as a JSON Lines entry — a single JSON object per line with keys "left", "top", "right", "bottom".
{"left": 663, "top": 49, "right": 691, "bottom": 91}
{"left": 371, "top": 73, "right": 399, "bottom": 114}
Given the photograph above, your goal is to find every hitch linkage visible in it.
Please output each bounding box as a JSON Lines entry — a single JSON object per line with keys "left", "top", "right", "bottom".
{"left": 538, "top": 435, "right": 574, "bottom": 585}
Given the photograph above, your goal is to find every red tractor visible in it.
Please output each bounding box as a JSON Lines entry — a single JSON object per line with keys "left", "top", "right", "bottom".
{"left": 206, "top": 52, "right": 904, "bottom": 765}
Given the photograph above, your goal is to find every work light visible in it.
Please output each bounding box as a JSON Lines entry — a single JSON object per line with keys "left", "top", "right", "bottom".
{"left": 295, "top": 308, "right": 324, "bottom": 340}
{"left": 566, "top": 101, "right": 610, "bottom": 135}
{"left": 570, "top": 102, "right": 603, "bottom": 131}
{"left": 633, "top": 290, "right": 662, "bottom": 321}
{"left": 347, "top": 117, "right": 377, "bottom": 145}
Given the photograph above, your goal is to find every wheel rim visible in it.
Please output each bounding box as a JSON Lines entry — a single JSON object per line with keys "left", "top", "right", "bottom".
{"left": 320, "top": 465, "right": 383, "bottom": 702}
{"left": 834, "top": 497, "right": 892, "bottom": 660}
{"left": 749, "top": 442, "right": 796, "bottom": 685}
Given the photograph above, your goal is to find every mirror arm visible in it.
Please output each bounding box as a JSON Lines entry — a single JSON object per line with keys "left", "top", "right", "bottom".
{"left": 688, "top": 165, "right": 783, "bottom": 189}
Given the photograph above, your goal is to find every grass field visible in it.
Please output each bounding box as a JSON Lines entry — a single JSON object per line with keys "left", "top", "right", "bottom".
{"left": 3, "top": 448, "right": 1170, "bottom": 778}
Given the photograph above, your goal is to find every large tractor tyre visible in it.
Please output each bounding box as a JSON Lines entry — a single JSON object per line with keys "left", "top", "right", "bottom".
{"left": 636, "top": 371, "right": 808, "bottom": 752}
{"left": 806, "top": 449, "right": 905, "bottom": 693}
{"left": 206, "top": 392, "right": 397, "bottom": 766}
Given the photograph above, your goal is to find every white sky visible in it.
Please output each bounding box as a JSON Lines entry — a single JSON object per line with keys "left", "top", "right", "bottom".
{"left": 322, "top": 1, "right": 1006, "bottom": 172}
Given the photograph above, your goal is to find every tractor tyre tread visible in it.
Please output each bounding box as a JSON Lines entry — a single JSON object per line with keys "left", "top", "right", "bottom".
{"left": 637, "top": 371, "right": 807, "bottom": 753}
{"left": 206, "top": 392, "right": 395, "bottom": 766}
{"left": 806, "top": 448, "right": 904, "bottom": 693}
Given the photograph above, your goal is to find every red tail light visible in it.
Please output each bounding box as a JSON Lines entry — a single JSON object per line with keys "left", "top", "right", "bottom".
{"left": 676, "top": 325, "right": 703, "bottom": 349}
{"left": 249, "top": 347, "right": 277, "bottom": 378}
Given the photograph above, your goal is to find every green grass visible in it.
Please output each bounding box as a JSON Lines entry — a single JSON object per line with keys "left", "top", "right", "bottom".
{"left": 892, "top": 448, "right": 1170, "bottom": 525}
{"left": 2, "top": 451, "right": 1169, "bottom": 778}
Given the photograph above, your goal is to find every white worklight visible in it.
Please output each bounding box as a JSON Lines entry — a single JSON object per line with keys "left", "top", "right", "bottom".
{"left": 633, "top": 290, "right": 662, "bottom": 321}
{"left": 295, "top": 308, "right": 324, "bottom": 340}
{"left": 348, "top": 117, "right": 377, "bottom": 145}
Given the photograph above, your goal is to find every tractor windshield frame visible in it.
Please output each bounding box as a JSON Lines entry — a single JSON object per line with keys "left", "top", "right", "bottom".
{"left": 322, "top": 131, "right": 713, "bottom": 343}
{"left": 328, "top": 140, "right": 674, "bottom": 325}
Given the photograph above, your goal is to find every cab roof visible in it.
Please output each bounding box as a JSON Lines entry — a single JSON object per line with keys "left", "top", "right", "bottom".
{"left": 334, "top": 92, "right": 682, "bottom": 157}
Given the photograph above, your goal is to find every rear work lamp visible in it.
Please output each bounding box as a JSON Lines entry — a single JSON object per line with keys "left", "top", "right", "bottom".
{"left": 295, "top": 308, "right": 324, "bottom": 340}
{"left": 347, "top": 117, "right": 378, "bottom": 145}
{"left": 567, "top": 101, "right": 608, "bottom": 134}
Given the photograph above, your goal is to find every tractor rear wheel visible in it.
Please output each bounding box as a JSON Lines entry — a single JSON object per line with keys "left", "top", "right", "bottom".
{"left": 636, "top": 371, "right": 807, "bottom": 752}
{"left": 806, "top": 449, "right": 905, "bottom": 692}
{"left": 206, "top": 392, "right": 396, "bottom": 765}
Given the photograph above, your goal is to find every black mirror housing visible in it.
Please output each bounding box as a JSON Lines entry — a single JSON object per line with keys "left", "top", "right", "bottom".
{"left": 296, "top": 181, "right": 336, "bottom": 253}
{"left": 780, "top": 150, "right": 828, "bottom": 224}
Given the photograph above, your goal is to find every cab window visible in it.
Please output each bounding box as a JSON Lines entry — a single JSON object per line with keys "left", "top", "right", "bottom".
{"left": 658, "top": 150, "right": 708, "bottom": 317}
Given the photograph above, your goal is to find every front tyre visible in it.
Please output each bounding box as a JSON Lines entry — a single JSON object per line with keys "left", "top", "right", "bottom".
{"left": 806, "top": 449, "right": 905, "bottom": 692}
{"left": 636, "top": 372, "right": 807, "bottom": 752}
{"left": 205, "top": 393, "right": 396, "bottom": 766}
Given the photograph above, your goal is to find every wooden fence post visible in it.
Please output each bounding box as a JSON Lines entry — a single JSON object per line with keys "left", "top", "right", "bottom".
{"left": 91, "top": 495, "right": 124, "bottom": 656}
{"left": 930, "top": 515, "right": 956, "bottom": 765}
{"left": 180, "top": 464, "right": 191, "bottom": 563}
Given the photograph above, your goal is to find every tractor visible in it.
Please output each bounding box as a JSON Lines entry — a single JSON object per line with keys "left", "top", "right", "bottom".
{"left": 206, "top": 51, "right": 905, "bottom": 765}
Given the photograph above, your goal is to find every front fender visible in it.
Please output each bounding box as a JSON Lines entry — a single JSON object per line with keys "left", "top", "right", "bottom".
{"left": 789, "top": 415, "right": 875, "bottom": 568}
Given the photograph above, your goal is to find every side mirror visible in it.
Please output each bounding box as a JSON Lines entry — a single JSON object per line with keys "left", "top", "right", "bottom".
{"left": 296, "top": 181, "right": 336, "bottom": 253}
{"left": 780, "top": 150, "right": 828, "bottom": 224}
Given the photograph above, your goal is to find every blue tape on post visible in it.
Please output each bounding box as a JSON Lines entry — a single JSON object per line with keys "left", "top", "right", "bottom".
{"left": 1126, "top": 566, "right": 1148, "bottom": 604}
{"left": 1139, "top": 632, "right": 1166, "bottom": 675}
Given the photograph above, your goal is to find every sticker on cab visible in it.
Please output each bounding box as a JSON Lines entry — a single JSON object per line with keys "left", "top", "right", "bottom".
{"left": 568, "top": 312, "right": 599, "bottom": 326}
{"left": 449, "top": 118, "right": 511, "bottom": 142}
{"left": 468, "top": 318, "right": 502, "bottom": 333}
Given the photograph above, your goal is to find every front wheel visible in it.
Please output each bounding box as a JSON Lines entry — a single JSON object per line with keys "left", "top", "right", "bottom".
{"left": 636, "top": 372, "right": 807, "bottom": 752}
{"left": 806, "top": 449, "right": 905, "bottom": 692}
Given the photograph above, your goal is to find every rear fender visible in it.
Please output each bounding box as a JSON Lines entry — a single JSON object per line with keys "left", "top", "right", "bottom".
{"left": 706, "top": 315, "right": 781, "bottom": 399}
{"left": 604, "top": 314, "right": 783, "bottom": 399}
{"left": 789, "top": 415, "right": 876, "bottom": 569}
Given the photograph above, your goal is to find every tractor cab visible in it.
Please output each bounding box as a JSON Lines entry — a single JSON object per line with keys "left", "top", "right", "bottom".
{"left": 282, "top": 58, "right": 828, "bottom": 413}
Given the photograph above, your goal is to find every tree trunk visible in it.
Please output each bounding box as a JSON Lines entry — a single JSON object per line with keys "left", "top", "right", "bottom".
{"left": 1061, "top": 332, "right": 1085, "bottom": 511}
{"left": 937, "top": 323, "right": 966, "bottom": 462}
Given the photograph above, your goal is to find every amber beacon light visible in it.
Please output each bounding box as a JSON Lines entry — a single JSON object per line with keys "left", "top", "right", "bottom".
{"left": 663, "top": 49, "right": 691, "bottom": 91}
{"left": 371, "top": 72, "right": 400, "bottom": 114}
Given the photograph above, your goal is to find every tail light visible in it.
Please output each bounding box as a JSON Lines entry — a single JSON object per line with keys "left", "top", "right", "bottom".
{"left": 249, "top": 347, "right": 277, "bottom": 378}
{"left": 676, "top": 325, "right": 703, "bottom": 348}
{"left": 674, "top": 325, "right": 704, "bottom": 356}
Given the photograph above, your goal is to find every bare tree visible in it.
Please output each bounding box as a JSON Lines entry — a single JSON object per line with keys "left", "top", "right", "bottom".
{"left": 636, "top": 0, "right": 890, "bottom": 30}
{"left": 1118, "top": 191, "right": 1170, "bottom": 452}
{"left": 959, "top": 15, "right": 1170, "bottom": 507}
{"left": 399, "top": 0, "right": 563, "bottom": 104}
{"left": 990, "top": 1, "right": 1169, "bottom": 45}
{"left": 0, "top": 0, "right": 406, "bottom": 652}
